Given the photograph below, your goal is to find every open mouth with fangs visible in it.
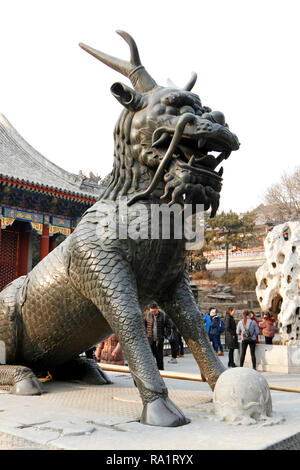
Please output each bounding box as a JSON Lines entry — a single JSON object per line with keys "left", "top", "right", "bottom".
{"left": 151, "top": 124, "right": 238, "bottom": 184}
{"left": 128, "top": 113, "right": 239, "bottom": 213}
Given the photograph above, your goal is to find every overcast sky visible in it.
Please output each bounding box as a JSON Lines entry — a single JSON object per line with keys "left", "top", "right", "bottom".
{"left": 0, "top": 0, "right": 299, "bottom": 213}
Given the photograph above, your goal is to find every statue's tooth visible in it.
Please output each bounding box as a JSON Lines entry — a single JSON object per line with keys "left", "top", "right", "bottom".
{"left": 204, "top": 199, "right": 210, "bottom": 211}
{"left": 215, "top": 150, "right": 231, "bottom": 166}
{"left": 205, "top": 186, "right": 220, "bottom": 218}
{"left": 188, "top": 155, "right": 195, "bottom": 166}
{"left": 210, "top": 193, "right": 220, "bottom": 218}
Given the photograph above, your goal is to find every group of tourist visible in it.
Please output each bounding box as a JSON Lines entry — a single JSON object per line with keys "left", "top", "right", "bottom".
{"left": 90, "top": 301, "right": 184, "bottom": 371}
{"left": 205, "top": 307, "right": 276, "bottom": 370}
{"left": 87, "top": 304, "right": 276, "bottom": 373}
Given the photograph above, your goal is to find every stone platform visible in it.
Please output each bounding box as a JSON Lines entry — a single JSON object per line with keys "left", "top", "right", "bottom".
{"left": 1, "top": 354, "right": 300, "bottom": 450}
{"left": 244, "top": 344, "right": 300, "bottom": 374}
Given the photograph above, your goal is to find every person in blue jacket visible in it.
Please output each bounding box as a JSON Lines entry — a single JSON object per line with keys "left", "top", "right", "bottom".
{"left": 210, "top": 309, "right": 225, "bottom": 356}
{"left": 203, "top": 307, "right": 214, "bottom": 337}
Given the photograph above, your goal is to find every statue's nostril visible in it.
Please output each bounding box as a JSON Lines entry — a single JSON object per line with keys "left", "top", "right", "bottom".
{"left": 199, "top": 111, "right": 225, "bottom": 126}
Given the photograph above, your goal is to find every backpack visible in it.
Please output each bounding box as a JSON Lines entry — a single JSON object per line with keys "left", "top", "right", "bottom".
{"left": 218, "top": 320, "right": 225, "bottom": 334}
{"left": 210, "top": 316, "right": 225, "bottom": 335}
{"left": 168, "top": 329, "right": 177, "bottom": 343}
{"left": 242, "top": 320, "right": 253, "bottom": 341}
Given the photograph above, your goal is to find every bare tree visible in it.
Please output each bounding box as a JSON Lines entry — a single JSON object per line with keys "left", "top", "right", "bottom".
{"left": 264, "top": 166, "right": 300, "bottom": 222}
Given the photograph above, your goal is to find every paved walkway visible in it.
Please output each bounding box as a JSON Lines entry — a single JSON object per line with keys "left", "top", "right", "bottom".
{"left": 0, "top": 353, "right": 300, "bottom": 450}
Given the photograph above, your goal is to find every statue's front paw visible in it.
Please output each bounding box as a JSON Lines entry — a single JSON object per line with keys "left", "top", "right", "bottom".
{"left": 141, "top": 397, "right": 190, "bottom": 427}
{"left": 11, "top": 377, "right": 43, "bottom": 396}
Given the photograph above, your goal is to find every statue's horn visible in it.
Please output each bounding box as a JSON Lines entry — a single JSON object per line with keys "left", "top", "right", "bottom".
{"left": 79, "top": 30, "right": 157, "bottom": 93}
{"left": 183, "top": 72, "right": 197, "bottom": 91}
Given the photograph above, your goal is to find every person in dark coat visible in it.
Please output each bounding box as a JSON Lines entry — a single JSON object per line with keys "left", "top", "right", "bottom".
{"left": 225, "top": 308, "right": 239, "bottom": 367}
{"left": 210, "top": 310, "right": 225, "bottom": 356}
{"left": 177, "top": 332, "right": 184, "bottom": 357}
{"left": 168, "top": 320, "right": 180, "bottom": 364}
{"left": 145, "top": 302, "right": 171, "bottom": 370}
{"left": 85, "top": 346, "right": 96, "bottom": 359}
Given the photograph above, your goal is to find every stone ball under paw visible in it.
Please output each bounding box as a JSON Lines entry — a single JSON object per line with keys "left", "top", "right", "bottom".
{"left": 213, "top": 367, "right": 272, "bottom": 424}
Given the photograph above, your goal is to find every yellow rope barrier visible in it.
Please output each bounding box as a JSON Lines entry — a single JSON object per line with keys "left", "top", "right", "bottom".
{"left": 99, "top": 363, "right": 300, "bottom": 394}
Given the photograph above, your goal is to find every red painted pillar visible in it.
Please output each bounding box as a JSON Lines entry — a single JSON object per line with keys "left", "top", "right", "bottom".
{"left": 18, "top": 228, "right": 30, "bottom": 277}
{"left": 40, "top": 224, "right": 50, "bottom": 261}
{"left": 49, "top": 234, "right": 56, "bottom": 252}
{"left": 0, "top": 219, "right": 2, "bottom": 265}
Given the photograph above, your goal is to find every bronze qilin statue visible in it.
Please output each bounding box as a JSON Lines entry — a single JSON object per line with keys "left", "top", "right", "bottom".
{"left": 0, "top": 31, "right": 239, "bottom": 427}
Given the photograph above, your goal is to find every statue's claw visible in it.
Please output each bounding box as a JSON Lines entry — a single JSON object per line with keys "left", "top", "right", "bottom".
{"left": 140, "top": 397, "right": 190, "bottom": 427}
{"left": 85, "top": 364, "right": 112, "bottom": 385}
{"left": 11, "top": 377, "right": 44, "bottom": 396}
{"left": 97, "top": 366, "right": 113, "bottom": 385}
{"left": 0, "top": 365, "right": 44, "bottom": 396}
{"left": 50, "top": 358, "right": 113, "bottom": 385}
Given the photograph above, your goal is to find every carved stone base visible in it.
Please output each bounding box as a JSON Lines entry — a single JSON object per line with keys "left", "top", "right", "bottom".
{"left": 244, "top": 344, "right": 300, "bottom": 374}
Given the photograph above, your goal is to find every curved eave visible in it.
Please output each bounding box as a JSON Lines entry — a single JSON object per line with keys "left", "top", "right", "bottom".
{"left": 0, "top": 176, "right": 98, "bottom": 204}
{"left": 0, "top": 113, "right": 104, "bottom": 202}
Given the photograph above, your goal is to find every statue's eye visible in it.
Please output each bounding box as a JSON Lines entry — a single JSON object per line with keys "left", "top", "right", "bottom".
{"left": 179, "top": 105, "right": 195, "bottom": 115}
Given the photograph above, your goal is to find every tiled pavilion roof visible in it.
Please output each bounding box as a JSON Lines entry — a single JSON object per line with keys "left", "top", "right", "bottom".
{"left": 0, "top": 113, "right": 104, "bottom": 202}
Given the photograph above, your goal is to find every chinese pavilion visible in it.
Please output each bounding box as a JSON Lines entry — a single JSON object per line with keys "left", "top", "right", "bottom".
{"left": 0, "top": 113, "right": 104, "bottom": 290}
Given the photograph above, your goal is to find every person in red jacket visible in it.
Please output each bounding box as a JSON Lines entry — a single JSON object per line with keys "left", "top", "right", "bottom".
{"left": 95, "top": 334, "right": 124, "bottom": 365}
{"left": 259, "top": 313, "right": 276, "bottom": 344}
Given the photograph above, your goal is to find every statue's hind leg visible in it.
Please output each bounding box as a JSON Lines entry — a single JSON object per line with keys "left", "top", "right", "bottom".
{"left": 0, "top": 365, "right": 43, "bottom": 395}
{"left": 0, "top": 277, "right": 43, "bottom": 395}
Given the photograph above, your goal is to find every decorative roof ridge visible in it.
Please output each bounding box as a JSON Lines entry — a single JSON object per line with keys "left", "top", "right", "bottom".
{"left": 0, "top": 175, "right": 98, "bottom": 202}
{"left": 0, "top": 113, "right": 100, "bottom": 192}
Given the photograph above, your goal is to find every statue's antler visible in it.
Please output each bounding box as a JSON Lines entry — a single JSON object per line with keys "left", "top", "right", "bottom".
{"left": 167, "top": 72, "right": 197, "bottom": 91}
{"left": 79, "top": 30, "right": 157, "bottom": 93}
{"left": 183, "top": 72, "right": 197, "bottom": 91}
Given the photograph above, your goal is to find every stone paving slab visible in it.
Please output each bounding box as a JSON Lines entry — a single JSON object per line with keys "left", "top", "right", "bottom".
{"left": 0, "top": 354, "right": 300, "bottom": 450}
{"left": 0, "top": 431, "right": 59, "bottom": 450}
